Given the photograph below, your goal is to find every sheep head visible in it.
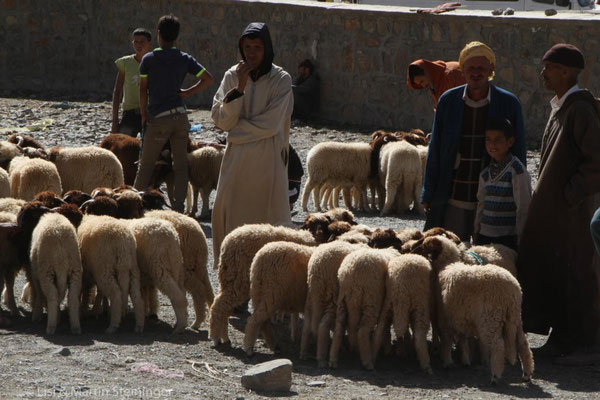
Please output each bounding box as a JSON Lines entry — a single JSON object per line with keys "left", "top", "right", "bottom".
{"left": 325, "top": 208, "right": 356, "bottom": 225}
{"left": 368, "top": 228, "right": 403, "bottom": 250}
{"left": 7, "top": 133, "right": 45, "bottom": 150}
{"left": 91, "top": 187, "right": 115, "bottom": 199}
{"left": 325, "top": 221, "right": 354, "bottom": 242}
{"left": 140, "top": 189, "right": 169, "bottom": 211}
{"left": 422, "top": 227, "right": 461, "bottom": 245}
{"left": 410, "top": 235, "right": 461, "bottom": 272}
{"left": 53, "top": 203, "right": 83, "bottom": 228}
{"left": 113, "top": 190, "right": 144, "bottom": 219}
{"left": 80, "top": 196, "right": 119, "bottom": 217}
{"left": 302, "top": 212, "right": 333, "bottom": 243}
{"left": 34, "top": 191, "right": 66, "bottom": 208}
{"left": 63, "top": 190, "right": 92, "bottom": 207}
{"left": 397, "top": 132, "right": 429, "bottom": 147}
{"left": 16, "top": 201, "right": 54, "bottom": 261}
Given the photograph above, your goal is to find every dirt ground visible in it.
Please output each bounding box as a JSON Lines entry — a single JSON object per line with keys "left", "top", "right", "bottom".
{"left": 1, "top": 98, "right": 599, "bottom": 399}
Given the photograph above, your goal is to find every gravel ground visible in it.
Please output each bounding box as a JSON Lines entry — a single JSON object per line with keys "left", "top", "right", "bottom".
{"left": 1, "top": 97, "right": 598, "bottom": 399}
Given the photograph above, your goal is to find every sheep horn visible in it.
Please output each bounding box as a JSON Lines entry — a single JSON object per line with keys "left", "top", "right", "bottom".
{"left": 80, "top": 199, "right": 94, "bottom": 212}
{"left": 15, "top": 135, "right": 24, "bottom": 150}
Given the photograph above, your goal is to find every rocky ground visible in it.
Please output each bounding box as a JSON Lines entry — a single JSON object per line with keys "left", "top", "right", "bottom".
{"left": 0, "top": 97, "right": 598, "bottom": 399}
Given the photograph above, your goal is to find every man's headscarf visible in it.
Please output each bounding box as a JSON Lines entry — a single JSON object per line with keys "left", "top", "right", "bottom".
{"left": 459, "top": 41, "right": 496, "bottom": 80}
{"left": 239, "top": 22, "right": 274, "bottom": 81}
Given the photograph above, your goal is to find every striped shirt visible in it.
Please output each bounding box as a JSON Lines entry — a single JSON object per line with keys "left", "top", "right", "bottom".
{"left": 475, "top": 155, "right": 532, "bottom": 238}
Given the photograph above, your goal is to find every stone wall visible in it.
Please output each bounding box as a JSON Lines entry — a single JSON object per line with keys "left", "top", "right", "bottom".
{"left": 1, "top": 0, "right": 599, "bottom": 146}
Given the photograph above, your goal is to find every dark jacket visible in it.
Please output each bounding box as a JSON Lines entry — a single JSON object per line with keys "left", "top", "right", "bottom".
{"left": 421, "top": 84, "right": 526, "bottom": 230}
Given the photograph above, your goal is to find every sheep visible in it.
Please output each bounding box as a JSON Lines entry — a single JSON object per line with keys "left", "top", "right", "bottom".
{"left": 0, "top": 168, "right": 9, "bottom": 198}
{"left": 462, "top": 243, "right": 518, "bottom": 277}
{"left": 145, "top": 210, "right": 213, "bottom": 330}
{"left": 48, "top": 146, "right": 124, "bottom": 194}
{"left": 302, "top": 208, "right": 356, "bottom": 243}
{"left": 77, "top": 214, "right": 144, "bottom": 333}
{"left": 185, "top": 145, "right": 224, "bottom": 218}
{"left": 113, "top": 189, "right": 144, "bottom": 219}
{"left": 209, "top": 224, "right": 317, "bottom": 346}
{"left": 412, "top": 236, "right": 534, "bottom": 383}
{"left": 0, "top": 198, "right": 26, "bottom": 215}
{"left": 301, "top": 142, "right": 372, "bottom": 212}
{"left": 8, "top": 156, "right": 62, "bottom": 201}
{"left": 29, "top": 212, "right": 82, "bottom": 334}
{"left": 329, "top": 247, "right": 400, "bottom": 370}
{"left": 62, "top": 190, "right": 92, "bottom": 207}
{"left": 99, "top": 134, "right": 141, "bottom": 186}
{"left": 376, "top": 133, "right": 423, "bottom": 216}
{"left": 0, "top": 141, "right": 23, "bottom": 170}
{"left": 126, "top": 217, "right": 188, "bottom": 333}
{"left": 300, "top": 240, "right": 367, "bottom": 366}
{"left": 80, "top": 196, "right": 119, "bottom": 217}
{"left": 243, "top": 242, "right": 314, "bottom": 355}
{"left": 33, "top": 191, "right": 66, "bottom": 208}
{"left": 372, "top": 254, "right": 432, "bottom": 374}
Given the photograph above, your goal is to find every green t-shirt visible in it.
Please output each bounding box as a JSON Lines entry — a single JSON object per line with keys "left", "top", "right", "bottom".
{"left": 115, "top": 54, "right": 141, "bottom": 111}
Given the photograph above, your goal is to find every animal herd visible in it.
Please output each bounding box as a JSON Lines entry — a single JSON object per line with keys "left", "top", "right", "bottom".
{"left": 0, "top": 130, "right": 534, "bottom": 384}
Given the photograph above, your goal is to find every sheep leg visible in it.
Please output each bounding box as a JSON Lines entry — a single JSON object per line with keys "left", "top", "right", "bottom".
{"left": 346, "top": 307, "right": 360, "bottom": 351}
{"left": 300, "top": 299, "right": 313, "bottom": 360}
{"left": 39, "top": 278, "right": 60, "bottom": 335}
{"left": 342, "top": 187, "right": 353, "bottom": 210}
{"left": 31, "top": 278, "right": 44, "bottom": 323}
{"left": 242, "top": 304, "right": 269, "bottom": 356}
{"left": 313, "top": 183, "right": 323, "bottom": 212}
{"left": 487, "top": 334, "right": 505, "bottom": 384}
{"left": 358, "top": 186, "right": 371, "bottom": 213}
{"left": 102, "top": 277, "right": 123, "bottom": 334}
{"left": 200, "top": 187, "right": 211, "bottom": 219}
{"left": 372, "top": 300, "right": 392, "bottom": 362}
{"left": 357, "top": 312, "right": 378, "bottom": 370}
{"left": 411, "top": 311, "right": 432, "bottom": 374}
{"left": 322, "top": 186, "right": 332, "bottom": 210}
{"left": 381, "top": 183, "right": 398, "bottom": 216}
{"left": 316, "top": 310, "right": 335, "bottom": 368}
{"left": 440, "top": 331, "right": 455, "bottom": 368}
{"left": 261, "top": 320, "right": 277, "bottom": 352}
{"left": 503, "top": 319, "right": 518, "bottom": 366}
{"left": 208, "top": 293, "right": 232, "bottom": 345}
{"left": 290, "top": 312, "right": 298, "bottom": 342}
{"left": 67, "top": 273, "right": 82, "bottom": 335}
{"left": 459, "top": 336, "right": 471, "bottom": 366}
{"left": 128, "top": 269, "right": 145, "bottom": 333}
{"left": 3, "top": 271, "right": 20, "bottom": 316}
{"left": 517, "top": 327, "right": 534, "bottom": 382}
{"left": 301, "top": 177, "right": 315, "bottom": 212}
{"left": 118, "top": 269, "right": 130, "bottom": 318}
{"left": 190, "top": 290, "right": 207, "bottom": 330}
{"left": 329, "top": 299, "right": 347, "bottom": 369}
{"left": 189, "top": 185, "right": 199, "bottom": 217}
{"left": 158, "top": 276, "right": 188, "bottom": 334}
{"left": 20, "top": 281, "right": 33, "bottom": 305}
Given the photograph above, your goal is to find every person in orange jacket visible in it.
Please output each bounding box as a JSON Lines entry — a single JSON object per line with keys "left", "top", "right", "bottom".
{"left": 407, "top": 59, "right": 466, "bottom": 110}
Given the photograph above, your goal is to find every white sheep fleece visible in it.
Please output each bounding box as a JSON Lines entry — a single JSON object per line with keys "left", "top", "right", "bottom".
{"left": 126, "top": 217, "right": 188, "bottom": 333}
{"left": 209, "top": 223, "right": 317, "bottom": 345}
{"left": 329, "top": 247, "right": 400, "bottom": 370}
{"left": 301, "top": 142, "right": 371, "bottom": 212}
{"left": 29, "top": 213, "right": 82, "bottom": 335}
{"left": 77, "top": 214, "right": 144, "bottom": 333}
{"left": 0, "top": 168, "right": 9, "bottom": 198}
{"left": 8, "top": 156, "right": 62, "bottom": 200}
{"left": 243, "top": 241, "right": 314, "bottom": 355}
{"left": 51, "top": 146, "right": 124, "bottom": 194}
{"left": 145, "top": 210, "right": 213, "bottom": 329}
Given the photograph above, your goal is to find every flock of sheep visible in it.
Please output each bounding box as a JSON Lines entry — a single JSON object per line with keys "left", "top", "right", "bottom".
{"left": 0, "top": 130, "right": 534, "bottom": 384}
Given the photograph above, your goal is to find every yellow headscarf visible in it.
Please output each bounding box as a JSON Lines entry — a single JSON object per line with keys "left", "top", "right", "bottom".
{"left": 459, "top": 41, "right": 496, "bottom": 80}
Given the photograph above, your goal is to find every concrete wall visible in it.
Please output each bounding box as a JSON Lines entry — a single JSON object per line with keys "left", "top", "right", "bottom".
{"left": 1, "top": 0, "right": 599, "bottom": 146}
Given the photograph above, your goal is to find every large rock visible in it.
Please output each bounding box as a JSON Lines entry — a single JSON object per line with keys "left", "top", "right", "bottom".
{"left": 241, "top": 359, "right": 292, "bottom": 392}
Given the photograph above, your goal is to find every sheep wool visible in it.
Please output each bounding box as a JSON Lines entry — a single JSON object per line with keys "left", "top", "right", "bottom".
{"left": 145, "top": 210, "right": 213, "bottom": 329}
{"left": 29, "top": 213, "right": 82, "bottom": 335}
{"left": 8, "top": 156, "right": 62, "bottom": 201}
{"left": 0, "top": 167, "right": 9, "bottom": 198}
{"left": 243, "top": 241, "right": 314, "bottom": 355}
{"left": 186, "top": 146, "right": 224, "bottom": 218}
{"left": 209, "top": 223, "right": 317, "bottom": 345}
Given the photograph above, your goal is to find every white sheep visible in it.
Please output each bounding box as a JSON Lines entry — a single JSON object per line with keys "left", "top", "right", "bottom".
{"left": 8, "top": 156, "right": 62, "bottom": 201}
{"left": 209, "top": 224, "right": 317, "bottom": 345}
{"left": 372, "top": 254, "right": 432, "bottom": 374}
{"left": 378, "top": 140, "right": 423, "bottom": 216}
{"left": 126, "top": 217, "right": 188, "bottom": 333}
{"left": 329, "top": 247, "right": 400, "bottom": 370}
{"left": 0, "top": 168, "right": 9, "bottom": 198}
{"left": 301, "top": 142, "right": 372, "bottom": 212}
{"left": 243, "top": 241, "right": 314, "bottom": 355}
{"left": 48, "top": 146, "right": 124, "bottom": 194}
{"left": 186, "top": 146, "right": 224, "bottom": 218}
{"left": 145, "top": 210, "right": 214, "bottom": 330}
{"left": 77, "top": 214, "right": 144, "bottom": 333}
{"left": 462, "top": 243, "right": 518, "bottom": 277}
{"left": 29, "top": 212, "right": 82, "bottom": 334}
{"left": 300, "top": 240, "right": 367, "bottom": 367}
{"left": 413, "top": 235, "right": 534, "bottom": 383}
{"left": 0, "top": 198, "right": 26, "bottom": 215}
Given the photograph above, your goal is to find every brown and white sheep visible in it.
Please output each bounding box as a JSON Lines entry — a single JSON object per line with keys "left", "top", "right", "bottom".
{"left": 99, "top": 134, "right": 141, "bottom": 186}
{"left": 209, "top": 224, "right": 317, "bottom": 345}
{"left": 29, "top": 212, "right": 82, "bottom": 334}
{"left": 185, "top": 145, "right": 224, "bottom": 219}
{"left": 77, "top": 214, "right": 144, "bottom": 333}
{"left": 8, "top": 156, "right": 62, "bottom": 201}
{"left": 145, "top": 209, "right": 213, "bottom": 330}
{"left": 372, "top": 254, "right": 432, "bottom": 374}
{"left": 329, "top": 247, "right": 400, "bottom": 370}
{"left": 243, "top": 242, "right": 314, "bottom": 355}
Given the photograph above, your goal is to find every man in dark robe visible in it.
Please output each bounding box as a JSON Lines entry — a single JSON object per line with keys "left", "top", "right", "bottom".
{"left": 518, "top": 44, "right": 600, "bottom": 362}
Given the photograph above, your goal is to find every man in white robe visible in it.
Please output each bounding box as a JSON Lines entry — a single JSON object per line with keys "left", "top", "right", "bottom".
{"left": 211, "top": 22, "right": 293, "bottom": 266}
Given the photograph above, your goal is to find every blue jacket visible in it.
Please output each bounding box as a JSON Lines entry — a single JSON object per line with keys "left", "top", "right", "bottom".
{"left": 421, "top": 84, "right": 526, "bottom": 230}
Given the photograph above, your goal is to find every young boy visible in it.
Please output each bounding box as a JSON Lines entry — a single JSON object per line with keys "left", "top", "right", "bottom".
{"left": 133, "top": 14, "right": 213, "bottom": 213}
{"left": 474, "top": 117, "right": 531, "bottom": 250}
{"left": 111, "top": 28, "right": 152, "bottom": 136}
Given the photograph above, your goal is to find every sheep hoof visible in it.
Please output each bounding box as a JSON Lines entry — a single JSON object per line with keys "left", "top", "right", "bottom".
{"left": 490, "top": 375, "right": 501, "bottom": 385}
{"left": 328, "top": 360, "right": 338, "bottom": 369}
{"left": 191, "top": 321, "right": 201, "bottom": 330}
{"left": 105, "top": 325, "right": 118, "bottom": 334}
{"left": 522, "top": 374, "right": 532, "bottom": 382}
{"left": 71, "top": 326, "right": 82, "bottom": 335}
{"left": 244, "top": 347, "right": 254, "bottom": 357}
{"left": 318, "top": 360, "right": 328, "bottom": 369}
{"left": 364, "top": 363, "right": 374, "bottom": 371}
{"left": 46, "top": 326, "right": 56, "bottom": 335}
{"left": 134, "top": 325, "right": 144, "bottom": 333}
{"left": 147, "top": 313, "right": 159, "bottom": 321}
{"left": 424, "top": 366, "right": 433, "bottom": 375}
{"left": 172, "top": 325, "right": 186, "bottom": 334}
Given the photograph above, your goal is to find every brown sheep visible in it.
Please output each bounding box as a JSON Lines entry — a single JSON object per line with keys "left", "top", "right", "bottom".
{"left": 99, "top": 134, "right": 141, "bottom": 186}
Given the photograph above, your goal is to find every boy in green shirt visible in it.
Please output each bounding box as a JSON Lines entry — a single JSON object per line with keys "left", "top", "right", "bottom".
{"left": 111, "top": 28, "right": 152, "bottom": 136}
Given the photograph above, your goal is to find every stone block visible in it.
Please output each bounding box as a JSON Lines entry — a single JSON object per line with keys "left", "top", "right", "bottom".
{"left": 345, "top": 18, "right": 360, "bottom": 31}
{"left": 2, "top": 0, "right": 16, "bottom": 9}
{"left": 241, "top": 359, "right": 292, "bottom": 392}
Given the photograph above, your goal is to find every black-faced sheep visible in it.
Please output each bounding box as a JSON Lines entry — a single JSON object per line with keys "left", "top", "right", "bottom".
{"left": 29, "top": 212, "right": 83, "bottom": 334}
{"left": 243, "top": 242, "right": 314, "bottom": 355}
{"left": 373, "top": 254, "right": 432, "bottom": 374}
{"left": 126, "top": 217, "right": 188, "bottom": 333}
{"left": 8, "top": 156, "right": 62, "bottom": 200}
{"left": 300, "top": 240, "right": 367, "bottom": 367}
{"left": 301, "top": 142, "right": 372, "bottom": 212}
{"left": 145, "top": 210, "right": 213, "bottom": 330}
{"left": 412, "top": 236, "right": 534, "bottom": 383}
{"left": 77, "top": 214, "right": 144, "bottom": 333}
{"left": 63, "top": 190, "right": 92, "bottom": 207}
{"left": 329, "top": 248, "right": 400, "bottom": 370}
{"left": 48, "top": 146, "right": 124, "bottom": 194}
{"left": 209, "top": 224, "right": 317, "bottom": 346}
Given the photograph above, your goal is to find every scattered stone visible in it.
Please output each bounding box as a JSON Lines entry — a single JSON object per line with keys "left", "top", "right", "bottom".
{"left": 241, "top": 359, "right": 292, "bottom": 392}
{"left": 307, "top": 380, "right": 325, "bottom": 387}
{"left": 125, "top": 357, "right": 135, "bottom": 364}
{"left": 545, "top": 8, "right": 557, "bottom": 16}
{"left": 56, "top": 347, "right": 71, "bottom": 356}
